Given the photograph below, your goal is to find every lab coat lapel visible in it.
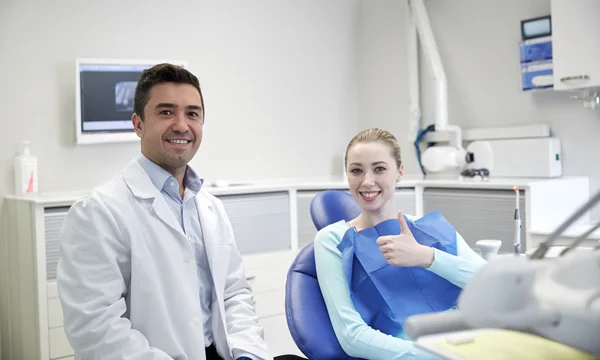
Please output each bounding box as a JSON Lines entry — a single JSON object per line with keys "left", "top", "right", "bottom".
{"left": 122, "top": 159, "right": 186, "bottom": 239}
{"left": 151, "top": 197, "right": 186, "bottom": 239}
{"left": 195, "top": 196, "right": 218, "bottom": 268}
{"left": 195, "top": 195, "right": 230, "bottom": 334}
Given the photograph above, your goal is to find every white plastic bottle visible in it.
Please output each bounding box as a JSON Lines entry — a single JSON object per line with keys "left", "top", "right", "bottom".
{"left": 13, "top": 140, "right": 38, "bottom": 196}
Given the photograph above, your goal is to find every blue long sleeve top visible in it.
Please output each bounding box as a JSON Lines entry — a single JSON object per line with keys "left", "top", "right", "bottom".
{"left": 313, "top": 215, "right": 487, "bottom": 360}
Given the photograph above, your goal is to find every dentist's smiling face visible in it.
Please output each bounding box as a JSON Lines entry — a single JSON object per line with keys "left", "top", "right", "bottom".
{"left": 346, "top": 141, "right": 403, "bottom": 216}
{"left": 133, "top": 82, "right": 204, "bottom": 175}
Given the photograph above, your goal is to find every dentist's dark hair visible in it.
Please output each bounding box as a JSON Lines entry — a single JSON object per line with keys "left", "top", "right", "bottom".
{"left": 133, "top": 63, "right": 204, "bottom": 121}
{"left": 345, "top": 128, "right": 402, "bottom": 169}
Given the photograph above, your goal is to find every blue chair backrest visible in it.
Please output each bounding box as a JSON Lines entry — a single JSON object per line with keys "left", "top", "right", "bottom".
{"left": 285, "top": 190, "right": 362, "bottom": 359}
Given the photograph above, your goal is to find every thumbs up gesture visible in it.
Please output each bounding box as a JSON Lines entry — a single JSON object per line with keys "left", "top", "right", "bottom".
{"left": 376, "top": 210, "right": 435, "bottom": 268}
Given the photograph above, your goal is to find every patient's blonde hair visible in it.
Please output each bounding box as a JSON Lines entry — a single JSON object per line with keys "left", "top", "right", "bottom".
{"left": 344, "top": 128, "right": 402, "bottom": 169}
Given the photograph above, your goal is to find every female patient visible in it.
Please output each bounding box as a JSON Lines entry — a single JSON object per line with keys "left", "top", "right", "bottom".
{"left": 314, "top": 128, "right": 487, "bottom": 359}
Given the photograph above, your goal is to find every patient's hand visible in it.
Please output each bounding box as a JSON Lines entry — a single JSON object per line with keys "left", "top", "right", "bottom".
{"left": 376, "top": 210, "right": 435, "bottom": 268}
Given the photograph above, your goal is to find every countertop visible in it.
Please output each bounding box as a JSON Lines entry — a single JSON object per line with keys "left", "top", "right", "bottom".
{"left": 4, "top": 175, "right": 587, "bottom": 205}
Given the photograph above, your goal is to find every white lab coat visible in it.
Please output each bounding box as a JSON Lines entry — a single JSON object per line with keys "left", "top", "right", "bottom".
{"left": 56, "top": 159, "right": 272, "bottom": 360}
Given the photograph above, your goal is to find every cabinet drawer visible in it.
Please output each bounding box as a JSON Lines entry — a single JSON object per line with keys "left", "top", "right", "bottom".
{"left": 48, "top": 297, "right": 64, "bottom": 328}
{"left": 255, "top": 289, "right": 286, "bottom": 318}
{"left": 48, "top": 281, "right": 65, "bottom": 328}
{"left": 243, "top": 250, "right": 295, "bottom": 271}
{"left": 48, "top": 281, "right": 59, "bottom": 299}
{"left": 219, "top": 192, "right": 291, "bottom": 255}
{"left": 259, "top": 315, "right": 302, "bottom": 357}
{"left": 246, "top": 266, "right": 289, "bottom": 294}
{"left": 423, "top": 188, "right": 526, "bottom": 254}
{"left": 45, "top": 208, "right": 71, "bottom": 280}
{"left": 296, "top": 191, "right": 321, "bottom": 249}
{"left": 395, "top": 189, "right": 416, "bottom": 215}
{"left": 49, "top": 327, "right": 74, "bottom": 359}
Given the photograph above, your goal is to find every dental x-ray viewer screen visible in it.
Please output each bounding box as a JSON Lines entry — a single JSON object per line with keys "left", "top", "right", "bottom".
{"left": 75, "top": 59, "right": 187, "bottom": 145}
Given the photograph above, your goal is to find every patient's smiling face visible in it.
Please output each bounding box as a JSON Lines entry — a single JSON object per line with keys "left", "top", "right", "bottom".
{"left": 346, "top": 140, "right": 403, "bottom": 219}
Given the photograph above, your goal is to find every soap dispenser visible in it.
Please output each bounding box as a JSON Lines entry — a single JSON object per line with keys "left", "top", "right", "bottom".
{"left": 13, "top": 140, "right": 38, "bottom": 196}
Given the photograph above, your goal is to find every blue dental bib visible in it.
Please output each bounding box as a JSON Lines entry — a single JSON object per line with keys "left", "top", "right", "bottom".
{"left": 337, "top": 210, "right": 462, "bottom": 336}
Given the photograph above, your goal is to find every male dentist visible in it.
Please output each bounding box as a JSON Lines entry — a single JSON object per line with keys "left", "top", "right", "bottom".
{"left": 57, "top": 64, "right": 300, "bottom": 360}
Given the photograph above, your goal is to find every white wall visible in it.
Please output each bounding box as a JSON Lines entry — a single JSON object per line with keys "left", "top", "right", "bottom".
{"left": 356, "top": 0, "right": 412, "bottom": 170}
{"left": 0, "top": 0, "right": 361, "bottom": 194}
{"left": 0, "top": 1, "right": 361, "bottom": 358}
{"left": 358, "top": 0, "right": 600, "bottom": 202}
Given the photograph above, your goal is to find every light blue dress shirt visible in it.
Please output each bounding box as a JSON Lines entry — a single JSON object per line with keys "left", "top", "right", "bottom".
{"left": 138, "top": 155, "right": 214, "bottom": 346}
{"left": 138, "top": 155, "right": 261, "bottom": 360}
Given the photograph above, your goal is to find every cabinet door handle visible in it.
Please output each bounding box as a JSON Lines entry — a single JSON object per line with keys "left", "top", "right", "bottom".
{"left": 560, "top": 75, "right": 590, "bottom": 82}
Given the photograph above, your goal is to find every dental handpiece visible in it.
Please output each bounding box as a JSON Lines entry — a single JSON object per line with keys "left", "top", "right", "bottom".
{"left": 513, "top": 186, "right": 521, "bottom": 255}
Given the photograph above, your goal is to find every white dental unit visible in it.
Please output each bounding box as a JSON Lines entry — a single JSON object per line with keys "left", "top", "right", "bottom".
{"left": 408, "top": 0, "right": 563, "bottom": 180}
{"left": 404, "top": 0, "right": 600, "bottom": 358}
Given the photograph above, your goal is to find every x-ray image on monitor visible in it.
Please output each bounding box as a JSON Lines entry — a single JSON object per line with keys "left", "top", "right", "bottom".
{"left": 115, "top": 81, "right": 137, "bottom": 112}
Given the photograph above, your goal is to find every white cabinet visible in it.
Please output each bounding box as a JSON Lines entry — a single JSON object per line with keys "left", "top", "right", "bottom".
{"left": 0, "top": 178, "right": 590, "bottom": 359}
{"left": 218, "top": 191, "right": 292, "bottom": 255}
{"left": 551, "top": 0, "right": 600, "bottom": 90}
{"left": 395, "top": 189, "right": 417, "bottom": 215}
{"left": 46, "top": 282, "right": 73, "bottom": 359}
{"left": 419, "top": 177, "right": 591, "bottom": 254}
{"left": 243, "top": 251, "right": 303, "bottom": 357}
{"left": 296, "top": 190, "right": 321, "bottom": 249}
{"left": 0, "top": 192, "right": 298, "bottom": 360}
{"left": 2, "top": 197, "right": 53, "bottom": 360}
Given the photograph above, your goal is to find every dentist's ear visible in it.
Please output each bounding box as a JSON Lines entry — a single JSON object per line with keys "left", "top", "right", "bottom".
{"left": 132, "top": 113, "right": 144, "bottom": 138}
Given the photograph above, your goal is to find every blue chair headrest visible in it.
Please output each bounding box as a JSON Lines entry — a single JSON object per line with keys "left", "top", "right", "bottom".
{"left": 309, "top": 190, "right": 361, "bottom": 231}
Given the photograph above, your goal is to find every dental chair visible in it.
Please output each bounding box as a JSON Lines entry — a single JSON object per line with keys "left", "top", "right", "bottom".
{"left": 285, "top": 190, "right": 361, "bottom": 360}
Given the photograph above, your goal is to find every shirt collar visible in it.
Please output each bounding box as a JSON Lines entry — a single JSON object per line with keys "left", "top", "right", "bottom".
{"left": 184, "top": 165, "right": 203, "bottom": 193}
{"left": 137, "top": 154, "right": 204, "bottom": 194}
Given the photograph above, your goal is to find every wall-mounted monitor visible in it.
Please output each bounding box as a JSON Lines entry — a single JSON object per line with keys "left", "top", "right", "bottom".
{"left": 75, "top": 58, "right": 187, "bottom": 145}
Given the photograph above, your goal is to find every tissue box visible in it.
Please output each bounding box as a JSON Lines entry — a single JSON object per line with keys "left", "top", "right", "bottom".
{"left": 521, "top": 60, "right": 553, "bottom": 91}
{"left": 520, "top": 36, "right": 553, "bottom": 63}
